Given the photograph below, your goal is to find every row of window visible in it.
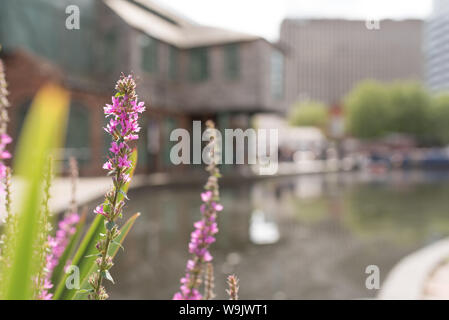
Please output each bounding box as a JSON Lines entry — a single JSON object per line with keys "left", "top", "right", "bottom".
{"left": 140, "top": 35, "right": 240, "bottom": 82}
{"left": 139, "top": 35, "right": 284, "bottom": 99}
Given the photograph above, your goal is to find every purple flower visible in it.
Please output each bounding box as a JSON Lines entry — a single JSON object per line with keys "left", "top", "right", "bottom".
{"left": 41, "top": 212, "right": 80, "bottom": 299}
{"left": 201, "top": 191, "right": 212, "bottom": 202}
{"left": 131, "top": 100, "right": 146, "bottom": 113}
{"left": 102, "top": 161, "right": 113, "bottom": 171}
{"left": 117, "top": 155, "right": 132, "bottom": 168}
{"left": 94, "top": 205, "right": 107, "bottom": 217}
{"left": 173, "top": 121, "right": 224, "bottom": 300}
{"left": 1, "top": 133, "right": 12, "bottom": 145}
{"left": 121, "top": 173, "right": 131, "bottom": 183}
{"left": 124, "top": 134, "right": 139, "bottom": 141}
{"left": 90, "top": 74, "right": 145, "bottom": 300}
{"left": 109, "top": 141, "right": 125, "bottom": 154}
{"left": 173, "top": 292, "right": 183, "bottom": 300}
{"left": 212, "top": 202, "right": 223, "bottom": 212}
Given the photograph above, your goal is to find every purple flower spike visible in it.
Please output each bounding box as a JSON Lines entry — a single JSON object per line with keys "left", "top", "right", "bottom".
{"left": 174, "top": 120, "right": 224, "bottom": 300}
{"left": 89, "top": 74, "right": 145, "bottom": 300}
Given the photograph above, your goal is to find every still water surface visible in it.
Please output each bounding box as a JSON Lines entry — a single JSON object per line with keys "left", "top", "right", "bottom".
{"left": 104, "top": 170, "right": 449, "bottom": 299}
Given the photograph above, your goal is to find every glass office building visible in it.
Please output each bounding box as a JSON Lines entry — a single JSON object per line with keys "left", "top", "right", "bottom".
{"left": 425, "top": 0, "right": 449, "bottom": 92}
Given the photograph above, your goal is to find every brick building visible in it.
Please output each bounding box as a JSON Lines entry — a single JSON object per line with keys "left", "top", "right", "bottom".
{"left": 0, "top": 0, "right": 286, "bottom": 175}
{"left": 279, "top": 18, "right": 424, "bottom": 108}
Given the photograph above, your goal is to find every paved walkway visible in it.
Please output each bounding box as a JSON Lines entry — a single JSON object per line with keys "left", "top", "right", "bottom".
{"left": 6, "top": 174, "right": 152, "bottom": 217}
{"left": 7, "top": 176, "right": 112, "bottom": 216}
{"left": 422, "top": 256, "right": 449, "bottom": 299}
{"left": 3, "top": 172, "right": 183, "bottom": 217}
{"left": 379, "top": 238, "right": 449, "bottom": 299}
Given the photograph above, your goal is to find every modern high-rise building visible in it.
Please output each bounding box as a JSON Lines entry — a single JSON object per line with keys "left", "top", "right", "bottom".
{"left": 280, "top": 19, "right": 424, "bottom": 108}
{"left": 425, "top": 0, "right": 449, "bottom": 92}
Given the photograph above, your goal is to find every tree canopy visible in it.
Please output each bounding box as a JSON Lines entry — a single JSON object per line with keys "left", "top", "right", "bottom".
{"left": 344, "top": 81, "right": 392, "bottom": 139}
{"left": 430, "top": 93, "right": 449, "bottom": 145}
{"left": 288, "top": 101, "right": 328, "bottom": 129}
{"left": 343, "top": 80, "right": 445, "bottom": 144}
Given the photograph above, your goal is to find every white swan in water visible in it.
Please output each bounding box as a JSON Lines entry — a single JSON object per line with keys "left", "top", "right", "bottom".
{"left": 249, "top": 209, "right": 280, "bottom": 245}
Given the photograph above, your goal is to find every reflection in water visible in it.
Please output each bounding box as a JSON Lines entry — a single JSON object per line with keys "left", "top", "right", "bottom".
{"left": 100, "top": 170, "right": 449, "bottom": 299}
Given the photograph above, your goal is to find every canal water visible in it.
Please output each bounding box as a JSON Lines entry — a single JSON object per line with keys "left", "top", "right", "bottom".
{"left": 104, "top": 170, "right": 449, "bottom": 299}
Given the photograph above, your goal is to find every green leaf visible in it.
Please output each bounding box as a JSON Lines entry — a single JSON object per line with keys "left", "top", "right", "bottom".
{"left": 112, "top": 240, "right": 124, "bottom": 251}
{"left": 103, "top": 270, "right": 114, "bottom": 284}
{"left": 50, "top": 210, "right": 87, "bottom": 290}
{"left": 118, "top": 190, "right": 129, "bottom": 200}
{"left": 52, "top": 214, "right": 103, "bottom": 300}
{"left": 104, "top": 203, "right": 112, "bottom": 214}
{"left": 76, "top": 289, "right": 93, "bottom": 294}
{"left": 70, "top": 212, "right": 140, "bottom": 300}
{"left": 53, "top": 149, "right": 138, "bottom": 300}
{"left": 1, "top": 85, "right": 69, "bottom": 300}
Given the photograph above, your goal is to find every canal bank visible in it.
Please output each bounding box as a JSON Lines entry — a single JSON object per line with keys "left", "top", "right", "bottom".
{"left": 6, "top": 160, "right": 348, "bottom": 216}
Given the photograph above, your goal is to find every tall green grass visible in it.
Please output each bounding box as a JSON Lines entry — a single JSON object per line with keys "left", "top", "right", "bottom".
{"left": 1, "top": 84, "right": 69, "bottom": 299}
{"left": 0, "top": 84, "right": 140, "bottom": 300}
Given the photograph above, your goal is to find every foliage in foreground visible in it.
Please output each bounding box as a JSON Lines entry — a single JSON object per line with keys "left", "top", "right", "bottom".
{"left": 0, "top": 70, "right": 142, "bottom": 299}
{"left": 0, "top": 83, "right": 70, "bottom": 299}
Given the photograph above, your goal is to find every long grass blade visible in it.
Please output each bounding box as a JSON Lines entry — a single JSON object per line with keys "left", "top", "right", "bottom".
{"left": 2, "top": 84, "right": 69, "bottom": 300}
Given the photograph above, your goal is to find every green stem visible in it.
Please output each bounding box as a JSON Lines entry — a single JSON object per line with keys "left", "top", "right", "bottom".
{"left": 93, "top": 169, "right": 121, "bottom": 299}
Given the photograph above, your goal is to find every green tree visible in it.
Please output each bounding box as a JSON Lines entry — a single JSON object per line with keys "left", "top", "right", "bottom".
{"left": 430, "top": 94, "right": 449, "bottom": 145}
{"left": 344, "top": 81, "right": 432, "bottom": 141}
{"left": 344, "top": 81, "right": 391, "bottom": 139}
{"left": 288, "top": 101, "right": 328, "bottom": 129}
{"left": 387, "top": 82, "right": 431, "bottom": 140}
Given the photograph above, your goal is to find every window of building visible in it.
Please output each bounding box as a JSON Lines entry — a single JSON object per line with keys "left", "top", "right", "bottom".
{"left": 66, "top": 101, "right": 91, "bottom": 164}
{"left": 224, "top": 44, "right": 240, "bottom": 79}
{"left": 270, "top": 49, "right": 284, "bottom": 99}
{"left": 169, "top": 46, "right": 178, "bottom": 80}
{"left": 137, "top": 116, "right": 148, "bottom": 169}
{"left": 189, "top": 47, "right": 209, "bottom": 82}
{"left": 146, "top": 118, "right": 160, "bottom": 171}
{"left": 103, "top": 29, "right": 117, "bottom": 73}
{"left": 140, "top": 35, "right": 158, "bottom": 74}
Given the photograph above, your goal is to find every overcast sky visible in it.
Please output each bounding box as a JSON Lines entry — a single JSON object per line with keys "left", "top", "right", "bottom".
{"left": 160, "top": 0, "right": 434, "bottom": 40}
